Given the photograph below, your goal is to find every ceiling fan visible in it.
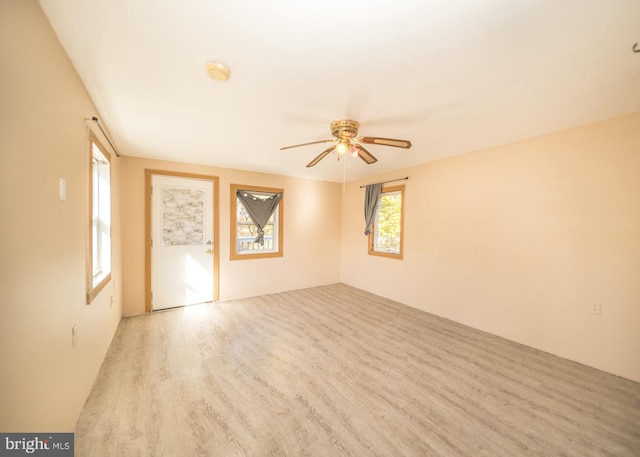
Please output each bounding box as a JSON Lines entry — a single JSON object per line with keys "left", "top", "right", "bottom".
{"left": 280, "top": 119, "right": 412, "bottom": 167}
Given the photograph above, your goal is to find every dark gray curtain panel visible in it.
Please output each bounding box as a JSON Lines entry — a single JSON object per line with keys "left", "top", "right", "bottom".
{"left": 236, "top": 190, "right": 282, "bottom": 244}
{"left": 363, "top": 183, "right": 382, "bottom": 235}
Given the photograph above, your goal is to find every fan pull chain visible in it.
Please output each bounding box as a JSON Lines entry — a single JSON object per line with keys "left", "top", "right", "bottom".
{"left": 343, "top": 153, "right": 347, "bottom": 194}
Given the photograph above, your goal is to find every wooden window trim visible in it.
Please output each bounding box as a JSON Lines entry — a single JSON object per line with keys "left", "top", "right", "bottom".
{"left": 368, "top": 184, "right": 404, "bottom": 260}
{"left": 86, "top": 132, "right": 112, "bottom": 304}
{"left": 230, "top": 184, "right": 284, "bottom": 260}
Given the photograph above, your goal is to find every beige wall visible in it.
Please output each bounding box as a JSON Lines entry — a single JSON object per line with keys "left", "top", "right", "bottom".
{"left": 341, "top": 112, "right": 640, "bottom": 382}
{"left": 0, "top": 0, "right": 122, "bottom": 431}
{"left": 121, "top": 157, "right": 342, "bottom": 316}
{"left": 2, "top": 0, "right": 637, "bottom": 435}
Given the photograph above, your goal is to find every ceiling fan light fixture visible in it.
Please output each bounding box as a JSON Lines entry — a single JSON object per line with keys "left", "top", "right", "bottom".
{"left": 336, "top": 141, "right": 349, "bottom": 154}
{"left": 281, "top": 118, "right": 411, "bottom": 168}
{"left": 205, "top": 61, "right": 230, "bottom": 81}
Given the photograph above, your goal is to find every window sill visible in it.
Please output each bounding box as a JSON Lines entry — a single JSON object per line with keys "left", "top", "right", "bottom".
{"left": 87, "top": 273, "right": 111, "bottom": 304}
{"left": 368, "top": 250, "right": 403, "bottom": 260}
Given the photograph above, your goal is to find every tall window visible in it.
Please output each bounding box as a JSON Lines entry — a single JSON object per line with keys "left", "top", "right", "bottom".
{"left": 87, "top": 134, "right": 111, "bottom": 303}
{"left": 369, "top": 185, "right": 404, "bottom": 259}
{"left": 230, "top": 184, "right": 283, "bottom": 260}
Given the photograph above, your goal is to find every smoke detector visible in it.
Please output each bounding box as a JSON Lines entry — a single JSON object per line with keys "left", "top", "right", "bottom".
{"left": 206, "top": 62, "right": 230, "bottom": 81}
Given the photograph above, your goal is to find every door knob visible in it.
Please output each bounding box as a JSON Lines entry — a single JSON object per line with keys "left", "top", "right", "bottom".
{"left": 206, "top": 249, "right": 213, "bottom": 254}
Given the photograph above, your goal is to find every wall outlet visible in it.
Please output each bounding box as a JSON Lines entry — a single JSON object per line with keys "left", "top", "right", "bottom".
{"left": 590, "top": 303, "right": 602, "bottom": 316}
{"left": 72, "top": 325, "right": 78, "bottom": 347}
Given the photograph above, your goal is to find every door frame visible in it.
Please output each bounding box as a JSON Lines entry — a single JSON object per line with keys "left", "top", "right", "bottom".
{"left": 144, "top": 169, "right": 220, "bottom": 312}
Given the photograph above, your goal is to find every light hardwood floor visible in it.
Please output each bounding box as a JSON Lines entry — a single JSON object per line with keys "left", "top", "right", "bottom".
{"left": 75, "top": 284, "right": 640, "bottom": 456}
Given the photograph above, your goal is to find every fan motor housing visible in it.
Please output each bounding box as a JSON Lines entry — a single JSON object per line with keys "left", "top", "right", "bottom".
{"left": 331, "top": 119, "right": 360, "bottom": 140}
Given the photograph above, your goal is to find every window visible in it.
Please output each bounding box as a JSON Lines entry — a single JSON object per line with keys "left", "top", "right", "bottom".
{"left": 87, "top": 134, "right": 111, "bottom": 303}
{"left": 368, "top": 185, "right": 404, "bottom": 259}
{"left": 230, "top": 184, "right": 283, "bottom": 260}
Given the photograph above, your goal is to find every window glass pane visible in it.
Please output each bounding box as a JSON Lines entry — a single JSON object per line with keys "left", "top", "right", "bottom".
{"left": 375, "top": 192, "right": 401, "bottom": 253}
{"left": 372, "top": 189, "right": 402, "bottom": 256}
{"left": 97, "top": 157, "right": 111, "bottom": 278}
{"left": 92, "top": 157, "right": 100, "bottom": 274}
{"left": 236, "top": 195, "right": 278, "bottom": 253}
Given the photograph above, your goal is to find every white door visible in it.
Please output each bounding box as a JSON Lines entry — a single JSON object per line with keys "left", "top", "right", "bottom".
{"left": 151, "top": 175, "right": 214, "bottom": 310}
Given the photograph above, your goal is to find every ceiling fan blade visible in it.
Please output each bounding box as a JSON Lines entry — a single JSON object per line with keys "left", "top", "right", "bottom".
{"left": 354, "top": 144, "right": 377, "bottom": 165}
{"left": 306, "top": 146, "right": 336, "bottom": 167}
{"left": 280, "top": 139, "right": 334, "bottom": 150}
{"left": 358, "top": 136, "right": 412, "bottom": 149}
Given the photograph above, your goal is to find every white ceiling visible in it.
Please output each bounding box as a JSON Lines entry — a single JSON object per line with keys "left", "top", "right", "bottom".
{"left": 39, "top": 0, "right": 640, "bottom": 182}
